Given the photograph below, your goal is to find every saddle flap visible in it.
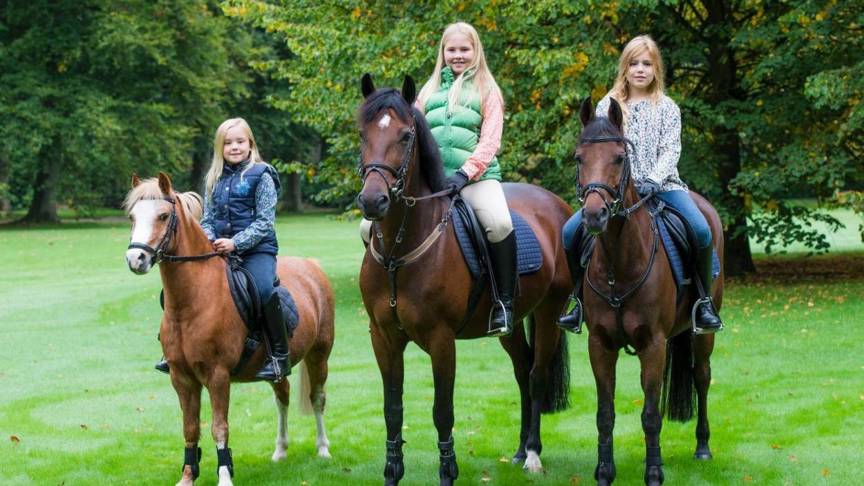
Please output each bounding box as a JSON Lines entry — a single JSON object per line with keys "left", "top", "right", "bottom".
{"left": 226, "top": 260, "right": 260, "bottom": 330}
{"left": 451, "top": 197, "right": 544, "bottom": 280}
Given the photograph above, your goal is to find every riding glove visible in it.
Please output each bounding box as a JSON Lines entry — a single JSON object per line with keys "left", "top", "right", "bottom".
{"left": 637, "top": 178, "right": 662, "bottom": 198}
{"left": 445, "top": 169, "right": 470, "bottom": 194}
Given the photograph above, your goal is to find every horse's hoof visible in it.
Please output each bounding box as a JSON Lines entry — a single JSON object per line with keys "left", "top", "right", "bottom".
{"left": 318, "top": 446, "right": 332, "bottom": 459}
{"left": 511, "top": 450, "right": 527, "bottom": 464}
{"left": 175, "top": 479, "right": 194, "bottom": 486}
{"left": 522, "top": 450, "right": 543, "bottom": 473}
{"left": 694, "top": 449, "right": 713, "bottom": 460}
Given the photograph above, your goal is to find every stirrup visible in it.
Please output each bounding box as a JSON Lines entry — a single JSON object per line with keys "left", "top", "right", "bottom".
{"left": 487, "top": 300, "right": 513, "bottom": 337}
{"left": 691, "top": 296, "right": 724, "bottom": 335}
{"left": 558, "top": 293, "right": 583, "bottom": 334}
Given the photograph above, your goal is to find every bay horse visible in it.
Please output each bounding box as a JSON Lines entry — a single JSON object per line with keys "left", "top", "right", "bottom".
{"left": 124, "top": 173, "right": 334, "bottom": 486}
{"left": 357, "top": 74, "right": 573, "bottom": 485}
{"left": 575, "top": 98, "right": 723, "bottom": 485}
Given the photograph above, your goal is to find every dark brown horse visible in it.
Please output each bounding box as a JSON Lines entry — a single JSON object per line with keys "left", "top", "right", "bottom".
{"left": 357, "top": 75, "right": 573, "bottom": 485}
{"left": 575, "top": 99, "right": 722, "bottom": 485}
{"left": 124, "top": 174, "right": 335, "bottom": 486}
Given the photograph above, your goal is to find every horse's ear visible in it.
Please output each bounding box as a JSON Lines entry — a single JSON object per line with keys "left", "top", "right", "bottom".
{"left": 361, "top": 73, "right": 375, "bottom": 99}
{"left": 401, "top": 76, "right": 417, "bottom": 106}
{"left": 608, "top": 98, "right": 624, "bottom": 132}
{"left": 580, "top": 97, "right": 595, "bottom": 127}
{"left": 131, "top": 174, "right": 141, "bottom": 188}
{"left": 157, "top": 172, "right": 173, "bottom": 195}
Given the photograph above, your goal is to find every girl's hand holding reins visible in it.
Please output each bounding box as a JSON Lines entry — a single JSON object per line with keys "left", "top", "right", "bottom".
{"left": 213, "top": 238, "right": 236, "bottom": 254}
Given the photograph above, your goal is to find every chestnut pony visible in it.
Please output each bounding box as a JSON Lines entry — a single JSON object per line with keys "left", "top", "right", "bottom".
{"left": 357, "top": 75, "right": 573, "bottom": 485}
{"left": 575, "top": 99, "right": 722, "bottom": 485}
{"left": 124, "top": 173, "right": 335, "bottom": 486}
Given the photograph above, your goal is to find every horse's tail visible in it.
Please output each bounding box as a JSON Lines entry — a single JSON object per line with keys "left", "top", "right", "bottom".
{"left": 298, "top": 360, "right": 314, "bottom": 416}
{"left": 540, "top": 317, "right": 571, "bottom": 414}
{"left": 661, "top": 331, "right": 696, "bottom": 422}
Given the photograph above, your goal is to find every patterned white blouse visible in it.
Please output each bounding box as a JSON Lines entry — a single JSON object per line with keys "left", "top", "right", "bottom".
{"left": 596, "top": 94, "right": 687, "bottom": 192}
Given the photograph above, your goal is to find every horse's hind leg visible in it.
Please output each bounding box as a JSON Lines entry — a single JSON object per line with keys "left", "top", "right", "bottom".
{"left": 498, "top": 323, "right": 533, "bottom": 465}
{"left": 304, "top": 352, "right": 332, "bottom": 458}
{"left": 693, "top": 335, "right": 715, "bottom": 460}
{"left": 270, "top": 378, "right": 291, "bottom": 462}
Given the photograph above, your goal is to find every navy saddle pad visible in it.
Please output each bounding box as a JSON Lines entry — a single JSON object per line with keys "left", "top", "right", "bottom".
{"left": 451, "top": 200, "right": 543, "bottom": 279}
{"left": 654, "top": 209, "right": 720, "bottom": 290}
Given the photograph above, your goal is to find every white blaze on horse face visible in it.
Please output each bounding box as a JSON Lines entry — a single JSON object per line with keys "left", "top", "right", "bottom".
{"left": 125, "top": 200, "right": 160, "bottom": 274}
{"left": 377, "top": 114, "right": 391, "bottom": 130}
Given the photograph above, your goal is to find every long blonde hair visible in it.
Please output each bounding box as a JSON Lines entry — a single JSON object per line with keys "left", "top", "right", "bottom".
{"left": 204, "top": 118, "right": 264, "bottom": 196}
{"left": 607, "top": 35, "right": 666, "bottom": 120}
{"left": 417, "top": 22, "right": 503, "bottom": 112}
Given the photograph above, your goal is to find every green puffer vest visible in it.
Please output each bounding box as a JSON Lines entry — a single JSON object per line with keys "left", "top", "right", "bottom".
{"left": 423, "top": 68, "right": 501, "bottom": 181}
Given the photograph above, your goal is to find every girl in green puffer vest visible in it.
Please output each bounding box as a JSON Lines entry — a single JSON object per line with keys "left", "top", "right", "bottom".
{"left": 358, "top": 22, "right": 515, "bottom": 336}
{"left": 419, "top": 22, "right": 515, "bottom": 337}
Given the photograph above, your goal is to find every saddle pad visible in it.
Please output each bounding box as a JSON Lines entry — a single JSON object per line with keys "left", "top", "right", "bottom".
{"left": 656, "top": 215, "right": 721, "bottom": 289}
{"left": 452, "top": 207, "right": 543, "bottom": 279}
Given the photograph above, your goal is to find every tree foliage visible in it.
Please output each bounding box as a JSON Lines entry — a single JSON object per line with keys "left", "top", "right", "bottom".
{"left": 226, "top": 0, "right": 863, "bottom": 273}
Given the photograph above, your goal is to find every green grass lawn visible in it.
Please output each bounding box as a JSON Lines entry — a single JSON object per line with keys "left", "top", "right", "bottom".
{"left": 0, "top": 214, "right": 862, "bottom": 485}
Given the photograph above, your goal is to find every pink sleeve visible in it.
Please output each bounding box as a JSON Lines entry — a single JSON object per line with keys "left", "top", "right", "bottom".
{"left": 461, "top": 91, "right": 504, "bottom": 180}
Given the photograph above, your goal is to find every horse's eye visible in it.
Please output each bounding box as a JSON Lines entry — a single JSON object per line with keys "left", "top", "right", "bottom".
{"left": 615, "top": 155, "right": 625, "bottom": 165}
{"left": 574, "top": 155, "right": 582, "bottom": 164}
{"left": 399, "top": 132, "right": 411, "bottom": 144}
{"left": 359, "top": 131, "right": 366, "bottom": 142}
{"left": 159, "top": 213, "right": 169, "bottom": 222}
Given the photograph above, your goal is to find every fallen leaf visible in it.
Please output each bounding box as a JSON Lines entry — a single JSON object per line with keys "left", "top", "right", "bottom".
{"left": 570, "top": 474, "right": 582, "bottom": 485}
{"left": 770, "top": 444, "right": 781, "bottom": 449}
{"left": 10, "top": 435, "right": 20, "bottom": 443}
{"left": 499, "top": 456, "right": 509, "bottom": 463}
{"left": 743, "top": 475, "right": 753, "bottom": 482}
{"left": 136, "top": 407, "right": 144, "bottom": 412}
{"left": 481, "top": 470, "right": 491, "bottom": 482}
{"left": 788, "top": 454, "right": 798, "bottom": 462}
{"left": 80, "top": 424, "right": 88, "bottom": 430}
{"left": 822, "top": 468, "right": 830, "bottom": 478}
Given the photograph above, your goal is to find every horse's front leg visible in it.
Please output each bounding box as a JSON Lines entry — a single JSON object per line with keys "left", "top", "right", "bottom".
{"left": 638, "top": 340, "right": 667, "bottom": 486}
{"left": 208, "top": 367, "right": 234, "bottom": 486}
{"left": 428, "top": 331, "right": 458, "bottom": 486}
{"left": 589, "top": 334, "right": 619, "bottom": 486}
{"left": 172, "top": 376, "right": 203, "bottom": 486}
{"left": 371, "top": 323, "right": 408, "bottom": 486}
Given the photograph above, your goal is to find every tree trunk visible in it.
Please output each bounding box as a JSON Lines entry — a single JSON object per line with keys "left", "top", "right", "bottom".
{"left": 282, "top": 172, "right": 303, "bottom": 212}
{"left": 0, "top": 156, "right": 10, "bottom": 214}
{"left": 23, "top": 146, "right": 61, "bottom": 223}
{"left": 704, "top": 0, "right": 756, "bottom": 275}
{"left": 190, "top": 138, "right": 209, "bottom": 196}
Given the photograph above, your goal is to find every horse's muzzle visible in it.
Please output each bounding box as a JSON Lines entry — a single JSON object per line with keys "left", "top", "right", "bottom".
{"left": 126, "top": 248, "right": 153, "bottom": 274}
{"left": 357, "top": 191, "right": 390, "bottom": 221}
{"left": 584, "top": 206, "right": 609, "bottom": 235}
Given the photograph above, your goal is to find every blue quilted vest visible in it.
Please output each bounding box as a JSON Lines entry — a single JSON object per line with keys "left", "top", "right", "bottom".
{"left": 211, "top": 161, "right": 280, "bottom": 255}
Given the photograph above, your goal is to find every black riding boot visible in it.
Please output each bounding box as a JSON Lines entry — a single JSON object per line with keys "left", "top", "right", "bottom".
{"left": 693, "top": 245, "right": 723, "bottom": 334}
{"left": 256, "top": 294, "right": 291, "bottom": 382}
{"left": 558, "top": 245, "right": 585, "bottom": 334}
{"left": 488, "top": 232, "right": 517, "bottom": 337}
{"left": 155, "top": 357, "right": 169, "bottom": 374}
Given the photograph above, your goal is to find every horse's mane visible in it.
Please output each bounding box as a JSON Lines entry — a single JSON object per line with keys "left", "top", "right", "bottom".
{"left": 358, "top": 88, "right": 447, "bottom": 193}
{"left": 123, "top": 178, "right": 204, "bottom": 220}
{"left": 579, "top": 116, "right": 623, "bottom": 143}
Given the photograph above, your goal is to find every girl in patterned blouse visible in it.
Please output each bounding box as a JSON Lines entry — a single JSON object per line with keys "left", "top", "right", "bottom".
{"left": 155, "top": 118, "right": 292, "bottom": 382}
{"left": 559, "top": 35, "right": 723, "bottom": 334}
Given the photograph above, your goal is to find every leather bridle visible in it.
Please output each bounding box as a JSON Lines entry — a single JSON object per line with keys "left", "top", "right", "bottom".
{"left": 127, "top": 196, "right": 221, "bottom": 264}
